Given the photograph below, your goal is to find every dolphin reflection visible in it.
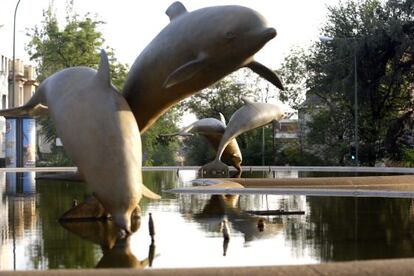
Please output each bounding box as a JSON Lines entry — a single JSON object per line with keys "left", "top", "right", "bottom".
{"left": 193, "top": 195, "right": 283, "bottom": 243}
{"left": 60, "top": 218, "right": 156, "bottom": 268}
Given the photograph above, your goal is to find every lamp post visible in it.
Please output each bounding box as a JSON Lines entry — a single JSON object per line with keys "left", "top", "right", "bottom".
{"left": 12, "top": 0, "right": 22, "bottom": 108}
{"left": 319, "top": 35, "right": 359, "bottom": 166}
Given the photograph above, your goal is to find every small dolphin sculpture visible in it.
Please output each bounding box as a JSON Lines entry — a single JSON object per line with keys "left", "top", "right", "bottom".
{"left": 162, "top": 113, "right": 242, "bottom": 171}
{"left": 201, "top": 97, "right": 284, "bottom": 174}
{"left": 123, "top": 1, "right": 284, "bottom": 133}
{"left": 0, "top": 50, "right": 160, "bottom": 233}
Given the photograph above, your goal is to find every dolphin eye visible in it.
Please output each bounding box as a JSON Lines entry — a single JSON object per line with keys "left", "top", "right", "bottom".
{"left": 225, "top": 31, "right": 236, "bottom": 40}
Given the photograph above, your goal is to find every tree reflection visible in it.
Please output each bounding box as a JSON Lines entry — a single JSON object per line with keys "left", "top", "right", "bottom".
{"left": 287, "top": 197, "right": 414, "bottom": 261}
{"left": 32, "top": 179, "right": 98, "bottom": 268}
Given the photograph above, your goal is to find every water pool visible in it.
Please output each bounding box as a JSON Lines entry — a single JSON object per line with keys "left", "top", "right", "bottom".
{"left": 1, "top": 170, "right": 414, "bottom": 270}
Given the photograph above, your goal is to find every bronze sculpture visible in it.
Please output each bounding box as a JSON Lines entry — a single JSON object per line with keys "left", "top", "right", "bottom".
{"left": 123, "top": 1, "right": 284, "bottom": 133}
{"left": 0, "top": 51, "right": 160, "bottom": 233}
{"left": 162, "top": 113, "right": 242, "bottom": 171}
{"left": 0, "top": 2, "right": 286, "bottom": 230}
{"left": 201, "top": 97, "right": 284, "bottom": 175}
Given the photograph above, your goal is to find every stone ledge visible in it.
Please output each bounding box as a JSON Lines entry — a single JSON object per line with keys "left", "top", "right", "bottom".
{"left": 2, "top": 258, "right": 414, "bottom": 275}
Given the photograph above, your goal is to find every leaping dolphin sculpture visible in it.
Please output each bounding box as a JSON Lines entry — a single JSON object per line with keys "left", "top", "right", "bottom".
{"left": 0, "top": 50, "right": 160, "bottom": 233}
{"left": 123, "top": 1, "right": 284, "bottom": 133}
{"left": 162, "top": 113, "right": 242, "bottom": 171}
{"left": 201, "top": 97, "right": 284, "bottom": 174}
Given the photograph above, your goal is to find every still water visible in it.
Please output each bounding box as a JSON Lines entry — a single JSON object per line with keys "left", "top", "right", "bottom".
{"left": 1, "top": 170, "right": 414, "bottom": 270}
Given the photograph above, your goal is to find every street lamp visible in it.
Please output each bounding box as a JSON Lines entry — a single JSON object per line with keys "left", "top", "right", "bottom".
{"left": 12, "top": 0, "right": 22, "bottom": 108}
{"left": 319, "top": 35, "right": 359, "bottom": 166}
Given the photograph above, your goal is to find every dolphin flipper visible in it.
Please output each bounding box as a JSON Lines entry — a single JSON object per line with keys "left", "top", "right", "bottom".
{"left": 245, "top": 61, "right": 284, "bottom": 91}
{"left": 163, "top": 53, "right": 208, "bottom": 89}
{"left": 219, "top": 113, "right": 227, "bottom": 126}
{"left": 142, "top": 184, "right": 161, "bottom": 200}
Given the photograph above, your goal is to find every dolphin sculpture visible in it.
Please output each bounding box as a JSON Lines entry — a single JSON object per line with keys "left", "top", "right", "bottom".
{"left": 123, "top": 1, "right": 284, "bottom": 133}
{"left": 162, "top": 113, "right": 242, "bottom": 171}
{"left": 0, "top": 50, "right": 160, "bottom": 233}
{"left": 201, "top": 97, "right": 284, "bottom": 174}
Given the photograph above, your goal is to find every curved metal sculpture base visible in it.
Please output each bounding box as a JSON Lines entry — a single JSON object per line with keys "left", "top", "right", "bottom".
{"left": 199, "top": 160, "right": 229, "bottom": 178}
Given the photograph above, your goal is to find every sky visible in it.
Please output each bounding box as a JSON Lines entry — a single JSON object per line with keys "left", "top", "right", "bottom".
{"left": 0, "top": 0, "right": 339, "bottom": 67}
{"left": 0, "top": 0, "right": 340, "bottom": 123}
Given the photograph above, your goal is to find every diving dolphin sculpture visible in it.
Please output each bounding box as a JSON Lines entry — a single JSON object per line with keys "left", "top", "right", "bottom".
{"left": 201, "top": 97, "right": 284, "bottom": 174}
{"left": 162, "top": 113, "right": 242, "bottom": 171}
{"left": 0, "top": 50, "right": 160, "bottom": 233}
{"left": 123, "top": 1, "right": 284, "bottom": 133}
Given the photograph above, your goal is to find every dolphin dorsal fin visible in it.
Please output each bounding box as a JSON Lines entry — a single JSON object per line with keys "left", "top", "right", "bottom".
{"left": 219, "top": 113, "right": 227, "bottom": 126}
{"left": 166, "top": 2, "right": 187, "bottom": 21}
{"left": 241, "top": 97, "right": 254, "bottom": 105}
{"left": 96, "top": 49, "right": 110, "bottom": 86}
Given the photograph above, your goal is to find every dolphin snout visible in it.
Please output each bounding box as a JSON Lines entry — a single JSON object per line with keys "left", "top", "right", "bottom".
{"left": 263, "top": 27, "right": 277, "bottom": 41}
{"left": 113, "top": 213, "right": 132, "bottom": 235}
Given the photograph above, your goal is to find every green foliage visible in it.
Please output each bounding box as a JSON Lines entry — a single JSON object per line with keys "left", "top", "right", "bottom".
{"left": 184, "top": 70, "right": 259, "bottom": 120}
{"left": 280, "top": 0, "right": 414, "bottom": 165}
{"left": 26, "top": 2, "right": 129, "bottom": 165}
{"left": 274, "top": 141, "right": 325, "bottom": 166}
{"left": 141, "top": 107, "right": 182, "bottom": 166}
{"left": 184, "top": 136, "right": 216, "bottom": 166}
{"left": 401, "top": 148, "right": 414, "bottom": 167}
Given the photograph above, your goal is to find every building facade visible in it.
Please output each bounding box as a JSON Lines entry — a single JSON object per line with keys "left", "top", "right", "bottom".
{"left": 0, "top": 55, "right": 38, "bottom": 167}
{"left": 0, "top": 55, "right": 10, "bottom": 162}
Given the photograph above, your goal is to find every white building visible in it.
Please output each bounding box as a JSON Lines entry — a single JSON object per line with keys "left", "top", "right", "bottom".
{"left": 0, "top": 55, "right": 39, "bottom": 167}
{"left": 0, "top": 55, "right": 10, "bottom": 161}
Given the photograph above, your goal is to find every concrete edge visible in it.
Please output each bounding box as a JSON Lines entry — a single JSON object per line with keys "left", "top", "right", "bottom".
{"left": 0, "top": 166, "right": 413, "bottom": 173}
{"left": 2, "top": 258, "right": 414, "bottom": 275}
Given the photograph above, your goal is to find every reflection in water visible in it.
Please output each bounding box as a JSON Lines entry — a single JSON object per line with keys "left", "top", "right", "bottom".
{"left": 2, "top": 170, "right": 414, "bottom": 270}
{"left": 0, "top": 172, "right": 37, "bottom": 270}
{"left": 302, "top": 197, "right": 414, "bottom": 261}
{"left": 148, "top": 213, "right": 155, "bottom": 241}
{"left": 192, "top": 195, "right": 284, "bottom": 243}
{"left": 60, "top": 218, "right": 156, "bottom": 268}
{"left": 220, "top": 217, "right": 230, "bottom": 256}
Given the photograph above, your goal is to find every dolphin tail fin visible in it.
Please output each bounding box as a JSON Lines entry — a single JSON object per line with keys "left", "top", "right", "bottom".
{"left": 0, "top": 103, "right": 48, "bottom": 117}
{"left": 142, "top": 184, "right": 161, "bottom": 200}
{"left": 0, "top": 83, "right": 48, "bottom": 117}
{"left": 160, "top": 122, "right": 195, "bottom": 137}
{"left": 245, "top": 61, "right": 284, "bottom": 91}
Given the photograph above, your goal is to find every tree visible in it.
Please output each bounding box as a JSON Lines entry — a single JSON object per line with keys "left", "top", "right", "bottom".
{"left": 280, "top": 0, "right": 414, "bottom": 165}
{"left": 26, "top": 2, "right": 128, "bottom": 165}
{"left": 141, "top": 107, "right": 182, "bottom": 166}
